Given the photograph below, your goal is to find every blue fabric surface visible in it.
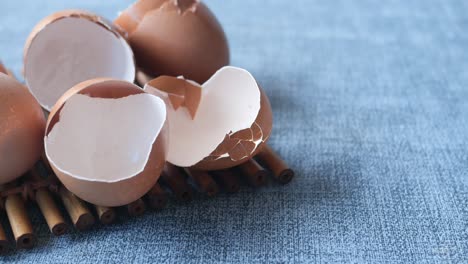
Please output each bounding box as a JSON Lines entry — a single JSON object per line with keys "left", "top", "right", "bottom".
{"left": 1, "top": 0, "right": 468, "bottom": 263}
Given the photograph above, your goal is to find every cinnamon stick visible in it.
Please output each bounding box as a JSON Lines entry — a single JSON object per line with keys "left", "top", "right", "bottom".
{"left": 29, "top": 168, "right": 67, "bottom": 236}
{"left": 59, "top": 187, "right": 94, "bottom": 231}
{"left": 211, "top": 170, "right": 240, "bottom": 193}
{"left": 185, "top": 169, "right": 219, "bottom": 197}
{"left": 127, "top": 198, "right": 146, "bottom": 217}
{"left": 4, "top": 194, "right": 36, "bottom": 249}
{"left": 256, "top": 145, "right": 294, "bottom": 184}
{"left": 35, "top": 189, "right": 67, "bottom": 236}
{"left": 237, "top": 159, "right": 269, "bottom": 187}
{"left": 94, "top": 205, "right": 116, "bottom": 225}
{"left": 0, "top": 221, "right": 10, "bottom": 253}
{"left": 145, "top": 183, "right": 167, "bottom": 210}
{"left": 160, "top": 164, "right": 193, "bottom": 202}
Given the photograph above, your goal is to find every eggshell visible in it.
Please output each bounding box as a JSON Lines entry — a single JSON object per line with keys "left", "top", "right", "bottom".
{"left": 0, "top": 61, "right": 7, "bottom": 74}
{"left": 45, "top": 79, "right": 167, "bottom": 206}
{"left": 24, "top": 10, "right": 136, "bottom": 111}
{"left": 0, "top": 73, "right": 46, "bottom": 184}
{"left": 115, "top": 0, "right": 230, "bottom": 84}
{"left": 145, "top": 66, "right": 272, "bottom": 171}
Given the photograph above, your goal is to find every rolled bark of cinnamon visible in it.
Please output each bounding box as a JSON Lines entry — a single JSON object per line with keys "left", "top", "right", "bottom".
{"left": 160, "top": 164, "right": 193, "bottom": 202}
{"left": 237, "top": 159, "right": 269, "bottom": 187}
{"left": 59, "top": 187, "right": 94, "bottom": 231}
{"left": 0, "top": 222, "right": 10, "bottom": 253}
{"left": 94, "top": 205, "right": 116, "bottom": 225}
{"left": 185, "top": 169, "right": 219, "bottom": 197}
{"left": 4, "top": 194, "right": 36, "bottom": 249}
{"left": 211, "top": 170, "right": 241, "bottom": 193}
{"left": 29, "top": 166, "right": 67, "bottom": 235}
{"left": 256, "top": 145, "right": 294, "bottom": 184}
{"left": 145, "top": 183, "right": 167, "bottom": 210}
{"left": 35, "top": 188, "right": 67, "bottom": 236}
{"left": 127, "top": 198, "right": 146, "bottom": 217}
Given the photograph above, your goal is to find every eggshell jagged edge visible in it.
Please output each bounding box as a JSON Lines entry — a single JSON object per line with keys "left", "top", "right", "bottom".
{"left": 45, "top": 78, "right": 167, "bottom": 207}
{"left": 115, "top": 0, "right": 199, "bottom": 35}
{"left": 145, "top": 66, "right": 273, "bottom": 171}
{"left": 115, "top": 0, "right": 229, "bottom": 84}
{"left": 23, "top": 10, "right": 136, "bottom": 111}
{"left": 24, "top": 10, "right": 128, "bottom": 59}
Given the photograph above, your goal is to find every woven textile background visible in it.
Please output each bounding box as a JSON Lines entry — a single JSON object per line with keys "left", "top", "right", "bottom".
{"left": 1, "top": 0, "right": 468, "bottom": 263}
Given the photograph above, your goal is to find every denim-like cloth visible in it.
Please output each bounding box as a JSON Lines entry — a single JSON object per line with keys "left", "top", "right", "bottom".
{"left": 1, "top": 0, "right": 468, "bottom": 263}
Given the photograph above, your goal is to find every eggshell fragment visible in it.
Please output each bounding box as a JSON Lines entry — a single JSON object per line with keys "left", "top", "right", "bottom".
{"left": 115, "top": 0, "right": 230, "bottom": 84}
{"left": 45, "top": 79, "right": 167, "bottom": 206}
{"left": 0, "top": 73, "right": 46, "bottom": 184}
{"left": 24, "top": 10, "right": 136, "bottom": 111}
{"left": 145, "top": 66, "right": 272, "bottom": 171}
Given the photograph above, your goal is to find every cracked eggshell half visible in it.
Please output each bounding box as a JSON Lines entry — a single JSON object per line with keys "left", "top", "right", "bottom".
{"left": 0, "top": 72, "right": 46, "bottom": 184}
{"left": 45, "top": 79, "right": 167, "bottom": 207}
{"left": 115, "top": 0, "right": 229, "bottom": 84}
{"left": 145, "top": 66, "right": 272, "bottom": 171}
{"left": 24, "top": 10, "right": 136, "bottom": 111}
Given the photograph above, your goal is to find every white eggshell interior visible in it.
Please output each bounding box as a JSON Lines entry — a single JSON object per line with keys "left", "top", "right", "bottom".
{"left": 45, "top": 93, "right": 166, "bottom": 182}
{"left": 145, "top": 66, "right": 261, "bottom": 167}
{"left": 25, "top": 17, "right": 135, "bottom": 111}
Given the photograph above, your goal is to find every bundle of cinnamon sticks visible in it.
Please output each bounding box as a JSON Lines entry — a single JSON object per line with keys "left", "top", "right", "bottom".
{"left": 0, "top": 145, "right": 293, "bottom": 253}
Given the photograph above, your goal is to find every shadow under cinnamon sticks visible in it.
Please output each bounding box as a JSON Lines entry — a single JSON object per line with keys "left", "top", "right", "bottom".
{"left": 160, "top": 164, "right": 193, "bottom": 202}
{"left": 0, "top": 220, "right": 9, "bottom": 253}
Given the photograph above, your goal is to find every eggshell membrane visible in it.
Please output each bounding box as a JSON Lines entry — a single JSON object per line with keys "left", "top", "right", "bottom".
{"left": 145, "top": 66, "right": 273, "bottom": 171}
{"left": 0, "top": 73, "right": 46, "bottom": 184}
{"left": 115, "top": 0, "right": 230, "bottom": 84}
{"left": 45, "top": 79, "right": 167, "bottom": 206}
{"left": 24, "top": 10, "right": 136, "bottom": 111}
{"left": 195, "top": 88, "right": 272, "bottom": 170}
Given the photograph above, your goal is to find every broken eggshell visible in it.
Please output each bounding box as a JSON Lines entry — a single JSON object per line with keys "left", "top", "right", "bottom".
{"left": 145, "top": 66, "right": 272, "bottom": 171}
{"left": 45, "top": 79, "right": 167, "bottom": 207}
{"left": 115, "top": 0, "right": 230, "bottom": 84}
{"left": 0, "top": 72, "right": 46, "bottom": 184}
{"left": 0, "top": 61, "right": 14, "bottom": 77}
{"left": 0, "top": 61, "right": 7, "bottom": 74}
{"left": 24, "top": 10, "right": 136, "bottom": 111}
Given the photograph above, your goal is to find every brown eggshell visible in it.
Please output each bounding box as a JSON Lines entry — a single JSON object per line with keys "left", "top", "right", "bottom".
{"left": 115, "top": 0, "right": 230, "bottom": 84}
{"left": 0, "top": 73, "right": 46, "bottom": 184}
{"left": 0, "top": 61, "right": 7, "bottom": 75}
{"left": 45, "top": 79, "right": 167, "bottom": 206}
{"left": 145, "top": 66, "right": 273, "bottom": 171}
{"left": 24, "top": 10, "right": 136, "bottom": 111}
